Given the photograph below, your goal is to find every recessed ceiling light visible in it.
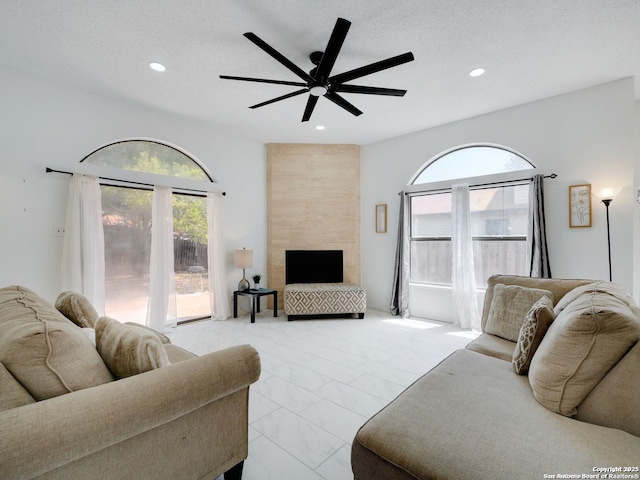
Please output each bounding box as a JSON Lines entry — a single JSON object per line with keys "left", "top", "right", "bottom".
{"left": 149, "top": 62, "right": 166, "bottom": 72}
{"left": 469, "top": 68, "right": 485, "bottom": 77}
{"left": 315, "top": 125, "right": 325, "bottom": 131}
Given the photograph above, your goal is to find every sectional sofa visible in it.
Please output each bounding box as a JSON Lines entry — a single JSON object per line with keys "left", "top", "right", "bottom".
{"left": 352, "top": 275, "right": 640, "bottom": 479}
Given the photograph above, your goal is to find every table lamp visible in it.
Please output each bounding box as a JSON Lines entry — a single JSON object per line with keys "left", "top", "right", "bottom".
{"left": 235, "top": 248, "right": 253, "bottom": 291}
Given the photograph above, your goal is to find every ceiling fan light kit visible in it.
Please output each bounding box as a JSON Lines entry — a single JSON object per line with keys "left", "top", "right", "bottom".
{"left": 220, "top": 17, "right": 414, "bottom": 122}
{"left": 309, "top": 85, "right": 328, "bottom": 97}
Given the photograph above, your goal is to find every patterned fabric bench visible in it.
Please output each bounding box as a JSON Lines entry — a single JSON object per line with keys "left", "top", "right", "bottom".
{"left": 284, "top": 283, "right": 366, "bottom": 321}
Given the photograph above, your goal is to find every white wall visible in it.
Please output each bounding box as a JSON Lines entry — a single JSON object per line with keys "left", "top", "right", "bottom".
{"left": 635, "top": 101, "right": 640, "bottom": 302}
{"left": 361, "top": 79, "right": 636, "bottom": 318}
{"left": 0, "top": 67, "right": 266, "bottom": 303}
{"left": 1, "top": 68, "right": 637, "bottom": 317}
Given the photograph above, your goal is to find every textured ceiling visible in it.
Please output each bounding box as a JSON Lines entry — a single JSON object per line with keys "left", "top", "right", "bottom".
{"left": 1, "top": 0, "right": 639, "bottom": 145}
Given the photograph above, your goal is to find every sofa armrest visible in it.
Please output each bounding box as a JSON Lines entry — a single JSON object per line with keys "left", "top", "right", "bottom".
{"left": 0, "top": 344, "right": 261, "bottom": 479}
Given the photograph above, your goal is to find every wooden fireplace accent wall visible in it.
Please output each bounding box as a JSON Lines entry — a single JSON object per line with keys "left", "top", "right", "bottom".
{"left": 267, "top": 143, "right": 361, "bottom": 309}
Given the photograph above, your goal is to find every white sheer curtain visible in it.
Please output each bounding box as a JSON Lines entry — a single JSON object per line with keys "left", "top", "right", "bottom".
{"left": 146, "top": 186, "right": 177, "bottom": 331}
{"left": 207, "top": 192, "right": 230, "bottom": 320}
{"left": 61, "top": 174, "right": 105, "bottom": 314}
{"left": 451, "top": 183, "right": 480, "bottom": 330}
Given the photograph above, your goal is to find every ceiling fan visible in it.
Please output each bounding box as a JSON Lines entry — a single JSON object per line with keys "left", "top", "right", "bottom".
{"left": 220, "top": 17, "right": 414, "bottom": 122}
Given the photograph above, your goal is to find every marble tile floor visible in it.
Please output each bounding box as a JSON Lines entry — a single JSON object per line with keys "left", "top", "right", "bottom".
{"left": 165, "top": 307, "right": 479, "bottom": 480}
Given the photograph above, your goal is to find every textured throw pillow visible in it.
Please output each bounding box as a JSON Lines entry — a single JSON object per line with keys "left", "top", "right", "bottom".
{"left": 529, "top": 283, "right": 640, "bottom": 416}
{"left": 512, "top": 296, "right": 555, "bottom": 375}
{"left": 95, "top": 316, "right": 170, "bottom": 379}
{"left": 485, "top": 284, "right": 554, "bottom": 342}
{"left": 55, "top": 291, "right": 99, "bottom": 328}
{"left": 0, "top": 285, "right": 114, "bottom": 400}
{"left": 125, "top": 322, "right": 172, "bottom": 345}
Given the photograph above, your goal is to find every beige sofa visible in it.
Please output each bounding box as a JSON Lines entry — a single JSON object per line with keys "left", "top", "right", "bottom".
{"left": 352, "top": 275, "right": 640, "bottom": 479}
{"left": 0, "top": 285, "right": 261, "bottom": 480}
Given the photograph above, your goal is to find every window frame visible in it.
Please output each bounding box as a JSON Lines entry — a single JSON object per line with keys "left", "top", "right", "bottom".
{"left": 409, "top": 180, "right": 531, "bottom": 286}
{"left": 80, "top": 138, "right": 214, "bottom": 182}
{"left": 407, "top": 144, "right": 536, "bottom": 288}
{"left": 409, "top": 143, "right": 535, "bottom": 186}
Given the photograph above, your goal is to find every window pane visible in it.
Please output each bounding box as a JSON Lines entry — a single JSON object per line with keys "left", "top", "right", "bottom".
{"left": 411, "top": 239, "right": 527, "bottom": 287}
{"left": 102, "top": 186, "right": 152, "bottom": 324}
{"left": 473, "top": 239, "right": 527, "bottom": 287}
{"left": 411, "top": 193, "right": 452, "bottom": 237}
{"left": 102, "top": 186, "right": 212, "bottom": 324}
{"left": 173, "top": 194, "right": 211, "bottom": 321}
{"left": 470, "top": 184, "right": 529, "bottom": 237}
{"left": 84, "top": 140, "right": 210, "bottom": 180}
{"left": 410, "top": 183, "right": 529, "bottom": 287}
{"left": 413, "top": 146, "right": 533, "bottom": 184}
{"left": 410, "top": 240, "right": 452, "bottom": 284}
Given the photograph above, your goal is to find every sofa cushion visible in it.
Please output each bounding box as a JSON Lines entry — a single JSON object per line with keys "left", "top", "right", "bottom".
{"left": 465, "top": 333, "right": 515, "bottom": 361}
{"left": 485, "top": 284, "right": 553, "bottom": 342}
{"left": 512, "top": 296, "right": 555, "bottom": 375}
{"left": 95, "top": 316, "right": 170, "bottom": 379}
{"left": 0, "top": 362, "right": 35, "bottom": 411}
{"left": 55, "top": 291, "right": 99, "bottom": 328}
{"left": 352, "top": 349, "right": 640, "bottom": 480}
{"left": 529, "top": 282, "right": 640, "bottom": 416}
{"left": 165, "top": 344, "right": 197, "bottom": 363}
{"left": 0, "top": 285, "right": 114, "bottom": 400}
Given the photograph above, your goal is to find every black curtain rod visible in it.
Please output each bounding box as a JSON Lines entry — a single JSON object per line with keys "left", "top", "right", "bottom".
{"left": 46, "top": 167, "right": 226, "bottom": 196}
{"left": 399, "top": 173, "right": 557, "bottom": 195}
{"left": 473, "top": 172, "right": 557, "bottom": 189}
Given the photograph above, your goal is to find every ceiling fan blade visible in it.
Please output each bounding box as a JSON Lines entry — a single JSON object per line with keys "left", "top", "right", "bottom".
{"left": 336, "top": 84, "right": 407, "bottom": 96}
{"left": 249, "top": 88, "right": 308, "bottom": 109}
{"left": 324, "top": 91, "right": 363, "bottom": 117}
{"left": 330, "top": 52, "right": 414, "bottom": 85}
{"left": 220, "top": 75, "right": 306, "bottom": 87}
{"left": 302, "top": 95, "right": 319, "bottom": 122}
{"left": 314, "top": 18, "right": 350, "bottom": 82}
{"left": 244, "top": 32, "right": 313, "bottom": 83}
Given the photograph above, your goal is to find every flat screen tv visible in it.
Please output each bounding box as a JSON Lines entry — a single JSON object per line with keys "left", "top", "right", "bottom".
{"left": 285, "top": 250, "right": 343, "bottom": 284}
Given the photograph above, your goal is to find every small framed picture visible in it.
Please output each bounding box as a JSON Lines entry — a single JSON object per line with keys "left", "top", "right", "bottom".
{"left": 375, "top": 204, "right": 387, "bottom": 233}
{"left": 569, "top": 184, "right": 592, "bottom": 228}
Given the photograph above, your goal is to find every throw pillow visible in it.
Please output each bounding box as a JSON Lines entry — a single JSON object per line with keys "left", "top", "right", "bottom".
{"left": 512, "top": 296, "right": 555, "bottom": 375}
{"left": 55, "top": 291, "right": 99, "bottom": 328}
{"left": 124, "top": 322, "right": 172, "bottom": 345}
{"left": 95, "top": 316, "right": 170, "bottom": 379}
{"left": 529, "top": 282, "right": 640, "bottom": 416}
{"left": 0, "top": 285, "right": 114, "bottom": 400}
{"left": 485, "top": 284, "right": 554, "bottom": 342}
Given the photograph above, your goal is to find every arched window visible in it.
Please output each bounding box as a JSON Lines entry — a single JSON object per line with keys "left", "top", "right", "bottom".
{"left": 83, "top": 139, "right": 215, "bottom": 324}
{"left": 81, "top": 139, "right": 213, "bottom": 181}
{"left": 408, "top": 145, "right": 535, "bottom": 287}
{"left": 412, "top": 144, "right": 533, "bottom": 185}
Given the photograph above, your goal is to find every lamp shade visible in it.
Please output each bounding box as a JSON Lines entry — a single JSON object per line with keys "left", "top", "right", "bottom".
{"left": 234, "top": 248, "right": 253, "bottom": 269}
{"left": 596, "top": 187, "right": 622, "bottom": 201}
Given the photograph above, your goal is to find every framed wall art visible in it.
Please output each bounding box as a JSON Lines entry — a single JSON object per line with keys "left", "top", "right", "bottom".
{"left": 376, "top": 204, "right": 387, "bottom": 233}
{"left": 569, "top": 184, "right": 592, "bottom": 227}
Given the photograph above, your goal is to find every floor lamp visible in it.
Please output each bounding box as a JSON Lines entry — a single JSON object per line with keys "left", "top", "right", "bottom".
{"left": 235, "top": 248, "right": 253, "bottom": 291}
{"left": 599, "top": 187, "right": 620, "bottom": 282}
{"left": 601, "top": 197, "right": 612, "bottom": 281}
